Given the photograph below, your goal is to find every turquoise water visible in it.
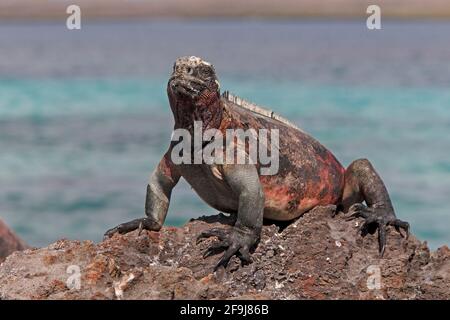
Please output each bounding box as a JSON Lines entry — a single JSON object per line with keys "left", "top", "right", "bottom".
{"left": 1, "top": 21, "right": 449, "bottom": 248}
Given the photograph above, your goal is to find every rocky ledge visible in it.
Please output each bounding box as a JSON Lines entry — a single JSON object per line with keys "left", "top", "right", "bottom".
{"left": 0, "top": 206, "right": 448, "bottom": 300}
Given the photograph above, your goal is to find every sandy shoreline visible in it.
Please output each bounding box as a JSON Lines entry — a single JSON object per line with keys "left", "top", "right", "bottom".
{"left": 1, "top": 0, "right": 450, "bottom": 20}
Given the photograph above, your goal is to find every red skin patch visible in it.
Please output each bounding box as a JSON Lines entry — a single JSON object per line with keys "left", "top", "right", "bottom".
{"left": 220, "top": 99, "right": 345, "bottom": 219}
{"left": 158, "top": 153, "right": 180, "bottom": 185}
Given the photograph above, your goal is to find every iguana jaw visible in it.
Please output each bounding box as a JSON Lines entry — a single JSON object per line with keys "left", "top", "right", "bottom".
{"left": 168, "top": 74, "right": 204, "bottom": 97}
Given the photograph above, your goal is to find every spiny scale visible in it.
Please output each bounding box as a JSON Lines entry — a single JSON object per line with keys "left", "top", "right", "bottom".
{"left": 222, "top": 91, "right": 301, "bottom": 131}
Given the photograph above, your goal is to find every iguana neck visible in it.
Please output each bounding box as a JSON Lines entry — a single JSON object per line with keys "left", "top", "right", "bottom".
{"left": 171, "top": 90, "right": 223, "bottom": 132}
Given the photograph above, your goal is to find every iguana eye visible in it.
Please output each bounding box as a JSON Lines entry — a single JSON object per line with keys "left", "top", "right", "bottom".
{"left": 200, "top": 67, "right": 212, "bottom": 77}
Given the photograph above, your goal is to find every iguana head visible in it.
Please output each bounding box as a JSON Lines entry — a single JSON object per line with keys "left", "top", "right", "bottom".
{"left": 168, "top": 56, "right": 220, "bottom": 100}
{"left": 167, "top": 56, "right": 222, "bottom": 130}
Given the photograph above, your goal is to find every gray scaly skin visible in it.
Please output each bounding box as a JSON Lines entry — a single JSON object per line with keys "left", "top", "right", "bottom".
{"left": 105, "top": 56, "right": 409, "bottom": 270}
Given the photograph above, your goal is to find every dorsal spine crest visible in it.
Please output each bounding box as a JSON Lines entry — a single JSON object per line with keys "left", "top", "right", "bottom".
{"left": 222, "top": 91, "right": 301, "bottom": 131}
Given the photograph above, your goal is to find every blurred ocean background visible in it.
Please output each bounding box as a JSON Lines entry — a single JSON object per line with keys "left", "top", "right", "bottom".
{"left": 0, "top": 20, "right": 449, "bottom": 249}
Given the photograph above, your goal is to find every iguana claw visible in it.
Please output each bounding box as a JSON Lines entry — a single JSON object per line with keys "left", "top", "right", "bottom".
{"left": 347, "top": 203, "right": 410, "bottom": 256}
{"left": 103, "top": 217, "right": 160, "bottom": 239}
{"left": 197, "top": 227, "right": 257, "bottom": 271}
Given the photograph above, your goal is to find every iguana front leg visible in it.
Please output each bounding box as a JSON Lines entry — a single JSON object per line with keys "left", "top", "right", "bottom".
{"left": 104, "top": 153, "right": 180, "bottom": 238}
{"left": 197, "top": 164, "right": 265, "bottom": 271}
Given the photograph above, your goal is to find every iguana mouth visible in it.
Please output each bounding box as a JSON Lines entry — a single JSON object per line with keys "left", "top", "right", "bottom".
{"left": 169, "top": 76, "right": 206, "bottom": 98}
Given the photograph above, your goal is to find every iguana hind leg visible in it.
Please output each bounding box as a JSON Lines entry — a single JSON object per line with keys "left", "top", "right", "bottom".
{"left": 340, "top": 158, "right": 409, "bottom": 256}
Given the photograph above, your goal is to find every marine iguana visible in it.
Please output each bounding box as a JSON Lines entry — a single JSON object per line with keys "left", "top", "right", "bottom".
{"left": 105, "top": 56, "right": 410, "bottom": 270}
